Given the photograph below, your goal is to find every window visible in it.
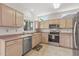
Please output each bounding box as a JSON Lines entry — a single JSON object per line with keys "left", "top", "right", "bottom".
{"left": 24, "top": 20, "right": 34, "bottom": 31}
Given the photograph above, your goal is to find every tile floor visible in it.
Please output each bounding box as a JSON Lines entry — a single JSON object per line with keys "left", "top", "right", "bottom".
{"left": 25, "top": 44, "right": 74, "bottom": 56}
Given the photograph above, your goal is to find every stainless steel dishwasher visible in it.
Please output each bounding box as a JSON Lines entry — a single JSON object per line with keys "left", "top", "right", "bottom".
{"left": 22, "top": 36, "right": 32, "bottom": 55}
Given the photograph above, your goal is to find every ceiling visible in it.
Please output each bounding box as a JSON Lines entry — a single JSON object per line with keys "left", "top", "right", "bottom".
{"left": 5, "top": 3, "right": 79, "bottom": 16}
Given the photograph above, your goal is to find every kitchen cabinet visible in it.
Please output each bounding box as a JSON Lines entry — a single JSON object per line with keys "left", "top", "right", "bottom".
{"left": 59, "top": 19, "right": 73, "bottom": 29}
{"left": 41, "top": 32, "right": 48, "bottom": 44}
{"left": 51, "top": 19, "right": 57, "bottom": 24}
{"left": 43, "top": 21, "right": 49, "bottom": 28}
{"left": 32, "top": 33, "right": 41, "bottom": 48}
{"left": 40, "top": 21, "right": 44, "bottom": 28}
{"left": 47, "top": 19, "right": 60, "bottom": 24}
{"left": 15, "top": 11, "right": 23, "bottom": 27}
{"left": 1, "top": 4, "right": 15, "bottom": 27}
{"left": 40, "top": 19, "right": 60, "bottom": 29}
{"left": 65, "top": 19, "right": 73, "bottom": 28}
{"left": 59, "top": 33, "right": 73, "bottom": 48}
{"left": 0, "top": 4, "right": 23, "bottom": 27}
{"left": 59, "top": 19, "right": 66, "bottom": 28}
{"left": 0, "top": 39, "right": 23, "bottom": 56}
{"left": 40, "top": 21, "right": 49, "bottom": 29}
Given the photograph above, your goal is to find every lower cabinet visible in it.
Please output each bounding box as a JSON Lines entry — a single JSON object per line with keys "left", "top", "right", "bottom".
{"left": 6, "top": 39, "right": 22, "bottom": 56}
{"left": 32, "top": 33, "right": 41, "bottom": 48}
{"left": 41, "top": 32, "right": 48, "bottom": 44}
{"left": 59, "top": 33, "right": 73, "bottom": 48}
{"left": 0, "top": 39, "right": 23, "bottom": 56}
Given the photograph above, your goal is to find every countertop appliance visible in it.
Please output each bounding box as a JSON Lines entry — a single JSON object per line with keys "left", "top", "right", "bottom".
{"left": 22, "top": 36, "right": 32, "bottom": 55}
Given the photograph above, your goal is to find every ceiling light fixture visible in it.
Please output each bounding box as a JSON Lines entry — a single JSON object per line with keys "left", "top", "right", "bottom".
{"left": 30, "top": 9, "right": 34, "bottom": 12}
{"left": 53, "top": 3, "right": 61, "bottom": 9}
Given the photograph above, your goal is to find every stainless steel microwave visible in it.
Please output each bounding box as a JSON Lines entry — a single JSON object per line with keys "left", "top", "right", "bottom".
{"left": 49, "top": 24, "right": 59, "bottom": 29}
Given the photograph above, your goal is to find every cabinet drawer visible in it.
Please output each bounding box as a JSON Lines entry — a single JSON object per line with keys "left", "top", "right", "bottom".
{"left": 6, "top": 40, "right": 19, "bottom": 46}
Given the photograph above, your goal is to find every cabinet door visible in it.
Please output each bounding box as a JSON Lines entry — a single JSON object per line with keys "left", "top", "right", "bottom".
{"left": 32, "top": 33, "right": 41, "bottom": 48}
{"left": 32, "top": 35, "right": 37, "bottom": 48}
{"left": 42, "top": 33, "right": 48, "bottom": 43}
{"left": 40, "top": 21, "right": 44, "bottom": 28}
{"left": 60, "top": 34, "right": 66, "bottom": 47}
{"left": 15, "top": 11, "right": 23, "bottom": 27}
{"left": 6, "top": 39, "right": 22, "bottom": 56}
{"left": 65, "top": 19, "right": 73, "bottom": 28}
{"left": 59, "top": 20, "right": 66, "bottom": 28}
{"left": 59, "top": 33, "right": 73, "bottom": 48}
{"left": 44, "top": 21, "right": 49, "bottom": 28}
{"left": 64, "top": 34, "right": 73, "bottom": 48}
{"left": 40, "top": 21, "right": 49, "bottom": 29}
{"left": 2, "top": 5, "right": 9, "bottom": 26}
{"left": 2, "top": 5, "right": 15, "bottom": 27}
{"left": 51, "top": 19, "right": 57, "bottom": 24}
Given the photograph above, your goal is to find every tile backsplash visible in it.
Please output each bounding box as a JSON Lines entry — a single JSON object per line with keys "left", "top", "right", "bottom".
{"left": 0, "top": 27, "right": 24, "bottom": 35}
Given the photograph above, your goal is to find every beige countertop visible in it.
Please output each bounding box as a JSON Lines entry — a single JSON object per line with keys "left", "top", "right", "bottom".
{"left": 0, "top": 33, "right": 33, "bottom": 41}
{"left": 40, "top": 28, "right": 72, "bottom": 33}
{"left": 60, "top": 29, "right": 72, "bottom": 33}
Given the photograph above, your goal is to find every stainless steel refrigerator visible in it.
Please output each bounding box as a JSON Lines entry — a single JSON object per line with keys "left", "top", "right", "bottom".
{"left": 73, "top": 12, "right": 79, "bottom": 56}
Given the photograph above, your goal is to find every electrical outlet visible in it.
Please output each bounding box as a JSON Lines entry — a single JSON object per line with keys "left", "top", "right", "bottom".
{"left": 6, "top": 29, "right": 9, "bottom": 32}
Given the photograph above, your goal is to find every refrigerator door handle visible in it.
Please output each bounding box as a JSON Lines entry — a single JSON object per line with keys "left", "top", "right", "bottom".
{"left": 73, "top": 21, "right": 77, "bottom": 48}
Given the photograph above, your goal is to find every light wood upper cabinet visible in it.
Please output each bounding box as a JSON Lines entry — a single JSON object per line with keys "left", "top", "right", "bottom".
{"left": 2, "top": 5, "right": 16, "bottom": 27}
{"left": 51, "top": 19, "right": 57, "bottom": 24}
{"left": 40, "top": 19, "right": 60, "bottom": 29}
{"left": 59, "top": 19, "right": 66, "bottom": 28}
{"left": 40, "top": 21, "right": 44, "bottom": 28}
{"left": 65, "top": 19, "right": 73, "bottom": 28}
{"left": 15, "top": 11, "right": 23, "bottom": 27}
{"left": 0, "top": 4, "right": 23, "bottom": 27}
{"left": 43, "top": 21, "right": 49, "bottom": 28}
{"left": 40, "top": 21, "right": 48, "bottom": 29}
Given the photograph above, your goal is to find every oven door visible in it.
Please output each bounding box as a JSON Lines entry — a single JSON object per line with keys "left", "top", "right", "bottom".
{"left": 48, "top": 34, "right": 59, "bottom": 43}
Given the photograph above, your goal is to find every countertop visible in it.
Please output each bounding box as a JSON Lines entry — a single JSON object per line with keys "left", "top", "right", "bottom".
{"left": 60, "top": 29, "right": 72, "bottom": 33}
{"left": 40, "top": 28, "right": 72, "bottom": 33}
{"left": 0, "top": 34, "right": 33, "bottom": 41}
